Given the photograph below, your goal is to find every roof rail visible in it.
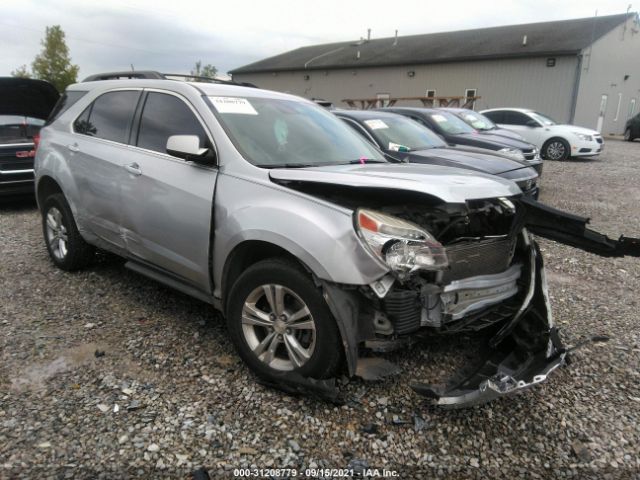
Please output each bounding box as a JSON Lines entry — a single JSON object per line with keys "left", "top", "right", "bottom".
{"left": 81, "top": 70, "right": 257, "bottom": 88}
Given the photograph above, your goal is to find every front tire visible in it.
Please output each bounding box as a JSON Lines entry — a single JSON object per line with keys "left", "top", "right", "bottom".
{"left": 42, "top": 193, "right": 95, "bottom": 271}
{"left": 226, "top": 258, "right": 342, "bottom": 381}
{"left": 542, "top": 138, "right": 570, "bottom": 160}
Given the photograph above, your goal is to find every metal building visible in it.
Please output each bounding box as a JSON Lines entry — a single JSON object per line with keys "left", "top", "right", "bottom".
{"left": 230, "top": 13, "right": 640, "bottom": 134}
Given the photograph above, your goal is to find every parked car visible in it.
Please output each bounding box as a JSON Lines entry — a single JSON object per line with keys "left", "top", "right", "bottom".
{"left": 0, "top": 77, "right": 59, "bottom": 197}
{"left": 35, "top": 78, "right": 639, "bottom": 408}
{"left": 335, "top": 110, "right": 539, "bottom": 197}
{"left": 624, "top": 112, "right": 640, "bottom": 141}
{"left": 380, "top": 107, "right": 542, "bottom": 172}
{"left": 440, "top": 108, "right": 528, "bottom": 142}
{"left": 481, "top": 108, "right": 604, "bottom": 160}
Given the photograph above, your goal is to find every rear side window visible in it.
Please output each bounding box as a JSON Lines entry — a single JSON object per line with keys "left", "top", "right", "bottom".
{"left": 75, "top": 90, "right": 140, "bottom": 143}
{"left": 504, "top": 111, "right": 532, "bottom": 126}
{"left": 136, "top": 92, "right": 208, "bottom": 154}
{"left": 45, "top": 91, "right": 87, "bottom": 126}
{"left": 483, "top": 110, "right": 505, "bottom": 124}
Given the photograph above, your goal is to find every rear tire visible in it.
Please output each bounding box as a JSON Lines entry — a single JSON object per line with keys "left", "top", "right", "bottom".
{"left": 542, "top": 138, "right": 570, "bottom": 160}
{"left": 624, "top": 128, "right": 633, "bottom": 142}
{"left": 226, "top": 258, "right": 343, "bottom": 381}
{"left": 42, "top": 193, "right": 95, "bottom": 271}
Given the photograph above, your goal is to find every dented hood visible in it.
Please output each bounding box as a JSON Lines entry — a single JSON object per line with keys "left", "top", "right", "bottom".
{"left": 268, "top": 163, "right": 521, "bottom": 203}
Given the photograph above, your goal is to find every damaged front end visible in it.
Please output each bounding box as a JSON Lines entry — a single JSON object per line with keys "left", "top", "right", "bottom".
{"left": 322, "top": 196, "right": 639, "bottom": 408}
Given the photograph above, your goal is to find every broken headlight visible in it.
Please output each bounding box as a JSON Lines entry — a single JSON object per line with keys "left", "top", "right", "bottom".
{"left": 355, "top": 208, "right": 448, "bottom": 273}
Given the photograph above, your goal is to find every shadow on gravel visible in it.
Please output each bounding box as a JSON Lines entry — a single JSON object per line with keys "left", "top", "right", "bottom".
{"left": 0, "top": 194, "right": 37, "bottom": 211}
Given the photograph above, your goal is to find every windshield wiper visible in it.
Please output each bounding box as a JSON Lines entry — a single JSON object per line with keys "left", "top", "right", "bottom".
{"left": 259, "top": 163, "right": 318, "bottom": 169}
{"left": 345, "top": 158, "right": 388, "bottom": 164}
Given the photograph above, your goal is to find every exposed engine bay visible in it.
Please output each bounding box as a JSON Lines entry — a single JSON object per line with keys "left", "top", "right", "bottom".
{"left": 272, "top": 177, "right": 640, "bottom": 407}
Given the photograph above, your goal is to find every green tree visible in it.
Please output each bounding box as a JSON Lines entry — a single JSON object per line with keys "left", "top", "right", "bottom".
{"left": 31, "top": 25, "right": 79, "bottom": 92}
{"left": 11, "top": 65, "right": 31, "bottom": 78}
{"left": 191, "top": 60, "right": 217, "bottom": 79}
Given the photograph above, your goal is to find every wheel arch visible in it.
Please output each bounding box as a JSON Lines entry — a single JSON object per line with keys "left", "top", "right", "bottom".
{"left": 36, "top": 175, "right": 64, "bottom": 212}
{"left": 221, "top": 239, "right": 318, "bottom": 315}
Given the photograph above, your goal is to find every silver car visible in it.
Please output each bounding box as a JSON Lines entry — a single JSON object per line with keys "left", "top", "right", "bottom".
{"left": 34, "top": 78, "right": 639, "bottom": 407}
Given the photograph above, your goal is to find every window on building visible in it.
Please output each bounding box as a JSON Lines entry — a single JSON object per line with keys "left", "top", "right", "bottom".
{"left": 425, "top": 89, "right": 436, "bottom": 98}
{"left": 629, "top": 98, "right": 637, "bottom": 119}
{"left": 614, "top": 93, "right": 622, "bottom": 122}
{"left": 464, "top": 89, "right": 477, "bottom": 110}
{"left": 376, "top": 93, "right": 390, "bottom": 107}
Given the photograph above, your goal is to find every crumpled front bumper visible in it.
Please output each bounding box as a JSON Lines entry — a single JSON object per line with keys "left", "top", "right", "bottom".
{"left": 409, "top": 239, "right": 568, "bottom": 408}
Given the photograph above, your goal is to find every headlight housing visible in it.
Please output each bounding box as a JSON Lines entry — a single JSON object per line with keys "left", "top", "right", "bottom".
{"left": 573, "top": 132, "right": 593, "bottom": 141}
{"left": 355, "top": 209, "right": 448, "bottom": 274}
{"left": 498, "top": 148, "right": 525, "bottom": 161}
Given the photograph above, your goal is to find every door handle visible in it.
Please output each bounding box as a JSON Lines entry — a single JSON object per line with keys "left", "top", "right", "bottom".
{"left": 124, "top": 162, "right": 142, "bottom": 176}
{"left": 67, "top": 143, "right": 80, "bottom": 152}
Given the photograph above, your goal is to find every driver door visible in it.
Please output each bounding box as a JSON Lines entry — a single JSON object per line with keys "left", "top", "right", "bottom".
{"left": 119, "top": 90, "right": 217, "bottom": 289}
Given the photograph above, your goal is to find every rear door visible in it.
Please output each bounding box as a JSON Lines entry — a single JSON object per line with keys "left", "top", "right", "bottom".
{"left": 71, "top": 89, "right": 141, "bottom": 249}
{"left": 119, "top": 90, "right": 217, "bottom": 289}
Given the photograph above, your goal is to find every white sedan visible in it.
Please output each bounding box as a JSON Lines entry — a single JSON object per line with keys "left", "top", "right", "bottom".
{"left": 481, "top": 108, "right": 603, "bottom": 160}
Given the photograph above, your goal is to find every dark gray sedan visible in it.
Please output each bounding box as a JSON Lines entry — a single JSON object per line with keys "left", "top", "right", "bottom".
{"left": 335, "top": 109, "right": 540, "bottom": 197}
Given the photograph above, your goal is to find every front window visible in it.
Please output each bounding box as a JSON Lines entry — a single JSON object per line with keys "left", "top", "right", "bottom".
{"left": 428, "top": 112, "right": 476, "bottom": 134}
{"left": 361, "top": 116, "right": 447, "bottom": 151}
{"left": 460, "top": 111, "right": 496, "bottom": 131}
{"left": 530, "top": 111, "right": 557, "bottom": 126}
{"left": 208, "top": 96, "right": 385, "bottom": 167}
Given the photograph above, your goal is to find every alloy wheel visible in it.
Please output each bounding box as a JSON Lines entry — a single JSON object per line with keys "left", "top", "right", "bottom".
{"left": 241, "top": 284, "right": 316, "bottom": 371}
{"left": 546, "top": 141, "right": 566, "bottom": 160}
{"left": 45, "top": 207, "right": 68, "bottom": 260}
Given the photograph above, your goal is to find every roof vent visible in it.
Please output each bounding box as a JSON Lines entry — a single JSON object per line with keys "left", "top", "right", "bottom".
{"left": 522, "top": 34, "right": 527, "bottom": 46}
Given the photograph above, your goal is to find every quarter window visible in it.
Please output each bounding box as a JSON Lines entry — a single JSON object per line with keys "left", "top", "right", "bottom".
{"left": 136, "top": 92, "right": 208, "bottom": 155}
{"left": 76, "top": 90, "right": 140, "bottom": 143}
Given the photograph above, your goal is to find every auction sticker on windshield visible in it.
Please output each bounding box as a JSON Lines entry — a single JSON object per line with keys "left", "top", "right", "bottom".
{"left": 364, "top": 119, "right": 388, "bottom": 130}
{"left": 209, "top": 97, "right": 258, "bottom": 115}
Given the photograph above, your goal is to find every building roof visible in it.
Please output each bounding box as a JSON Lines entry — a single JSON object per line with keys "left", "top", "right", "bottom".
{"left": 230, "top": 13, "right": 633, "bottom": 74}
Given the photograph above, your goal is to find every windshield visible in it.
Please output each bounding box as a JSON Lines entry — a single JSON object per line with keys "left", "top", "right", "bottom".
{"left": 531, "top": 111, "right": 557, "bottom": 126}
{"left": 208, "top": 96, "right": 385, "bottom": 167}
{"left": 360, "top": 116, "right": 447, "bottom": 151}
{"left": 458, "top": 111, "right": 496, "bottom": 131}
{"left": 0, "top": 115, "right": 44, "bottom": 144}
{"left": 428, "top": 112, "right": 476, "bottom": 134}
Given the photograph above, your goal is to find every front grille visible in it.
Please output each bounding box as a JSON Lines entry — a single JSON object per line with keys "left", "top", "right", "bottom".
{"left": 442, "top": 237, "right": 516, "bottom": 283}
{"left": 382, "top": 290, "right": 421, "bottom": 335}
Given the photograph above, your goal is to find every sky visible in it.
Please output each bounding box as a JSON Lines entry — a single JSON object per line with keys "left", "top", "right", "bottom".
{"left": 0, "top": 0, "right": 635, "bottom": 79}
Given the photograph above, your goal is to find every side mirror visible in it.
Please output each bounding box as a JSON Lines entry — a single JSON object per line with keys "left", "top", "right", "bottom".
{"left": 166, "top": 135, "right": 215, "bottom": 165}
{"left": 526, "top": 120, "right": 540, "bottom": 128}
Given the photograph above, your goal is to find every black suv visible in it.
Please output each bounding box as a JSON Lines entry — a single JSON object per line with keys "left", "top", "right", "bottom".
{"left": 0, "top": 78, "right": 59, "bottom": 197}
{"left": 625, "top": 112, "right": 640, "bottom": 142}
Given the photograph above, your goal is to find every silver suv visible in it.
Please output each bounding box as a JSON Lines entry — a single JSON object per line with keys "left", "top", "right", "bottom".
{"left": 34, "top": 78, "right": 639, "bottom": 407}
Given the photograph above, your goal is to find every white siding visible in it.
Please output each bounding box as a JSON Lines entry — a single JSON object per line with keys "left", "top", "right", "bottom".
{"left": 234, "top": 56, "right": 578, "bottom": 122}
{"left": 574, "top": 18, "right": 640, "bottom": 134}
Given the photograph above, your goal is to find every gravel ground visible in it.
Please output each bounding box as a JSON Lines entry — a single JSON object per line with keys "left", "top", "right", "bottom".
{"left": 1, "top": 139, "right": 639, "bottom": 479}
